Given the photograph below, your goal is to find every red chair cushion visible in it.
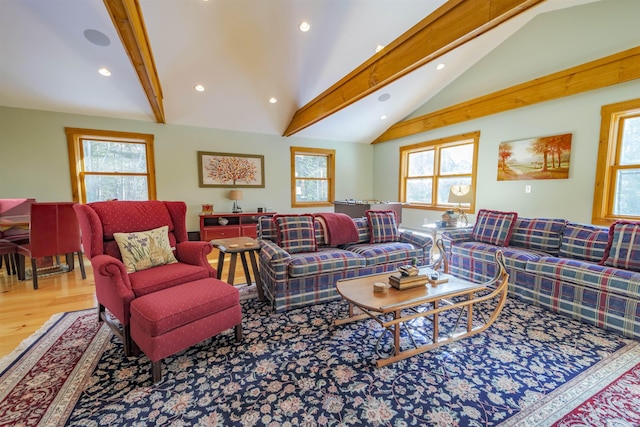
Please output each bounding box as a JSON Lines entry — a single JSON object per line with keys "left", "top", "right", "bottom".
{"left": 130, "top": 278, "right": 240, "bottom": 337}
{"left": 128, "top": 262, "right": 210, "bottom": 297}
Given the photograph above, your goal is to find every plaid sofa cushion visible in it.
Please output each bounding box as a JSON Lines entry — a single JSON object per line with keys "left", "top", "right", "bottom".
{"left": 287, "top": 248, "right": 366, "bottom": 277}
{"left": 260, "top": 215, "right": 326, "bottom": 247}
{"left": 342, "top": 242, "right": 423, "bottom": 266}
{"left": 353, "top": 217, "right": 370, "bottom": 243}
{"left": 558, "top": 222, "right": 608, "bottom": 263}
{"left": 258, "top": 216, "right": 277, "bottom": 242}
{"left": 274, "top": 214, "right": 317, "bottom": 254}
{"left": 526, "top": 256, "right": 640, "bottom": 300}
{"left": 471, "top": 209, "right": 518, "bottom": 246}
{"left": 366, "top": 210, "right": 399, "bottom": 244}
{"left": 509, "top": 217, "right": 567, "bottom": 255}
{"left": 603, "top": 221, "right": 640, "bottom": 271}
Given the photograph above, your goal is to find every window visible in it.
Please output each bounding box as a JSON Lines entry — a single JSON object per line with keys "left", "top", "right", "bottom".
{"left": 290, "top": 147, "right": 335, "bottom": 208}
{"left": 399, "top": 132, "right": 479, "bottom": 211}
{"left": 592, "top": 99, "right": 640, "bottom": 225}
{"left": 65, "top": 128, "right": 157, "bottom": 203}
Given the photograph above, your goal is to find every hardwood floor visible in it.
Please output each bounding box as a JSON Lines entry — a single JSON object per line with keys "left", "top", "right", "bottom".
{"left": 0, "top": 250, "right": 245, "bottom": 358}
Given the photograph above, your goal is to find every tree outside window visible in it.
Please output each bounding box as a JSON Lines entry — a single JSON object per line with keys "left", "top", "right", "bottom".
{"left": 66, "top": 128, "right": 156, "bottom": 203}
{"left": 593, "top": 99, "right": 640, "bottom": 224}
{"left": 290, "top": 147, "right": 335, "bottom": 208}
{"left": 400, "top": 132, "right": 479, "bottom": 211}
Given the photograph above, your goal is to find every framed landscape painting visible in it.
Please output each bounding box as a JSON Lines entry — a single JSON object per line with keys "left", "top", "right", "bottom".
{"left": 198, "top": 151, "right": 265, "bottom": 188}
{"left": 497, "top": 133, "right": 572, "bottom": 181}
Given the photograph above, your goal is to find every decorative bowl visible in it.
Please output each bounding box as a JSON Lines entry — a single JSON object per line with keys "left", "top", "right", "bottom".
{"left": 218, "top": 218, "right": 229, "bottom": 226}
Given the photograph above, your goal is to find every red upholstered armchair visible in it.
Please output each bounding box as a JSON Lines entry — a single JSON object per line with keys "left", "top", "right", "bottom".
{"left": 73, "top": 200, "right": 217, "bottom": 355}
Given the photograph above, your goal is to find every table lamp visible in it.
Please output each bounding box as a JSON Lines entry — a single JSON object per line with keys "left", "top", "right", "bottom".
{"left": 448, "top": 184, "right": 472, "bottom": 226}
{"left": 228, "top": 189, "right": 243, "bottom": 213}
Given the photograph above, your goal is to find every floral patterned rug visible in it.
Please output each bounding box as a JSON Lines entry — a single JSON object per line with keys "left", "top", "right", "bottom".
{"left": 1, "top": 294, "right": 638, "bottom": 426}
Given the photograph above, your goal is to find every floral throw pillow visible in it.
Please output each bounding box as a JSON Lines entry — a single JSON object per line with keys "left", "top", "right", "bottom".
{"left": 113, "top": 225, "right": 178, "bottom": 273}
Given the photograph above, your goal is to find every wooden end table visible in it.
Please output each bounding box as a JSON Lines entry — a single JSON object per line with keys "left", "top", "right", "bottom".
{"left": 210, "top": 236, "right": 264, "bottom": 301}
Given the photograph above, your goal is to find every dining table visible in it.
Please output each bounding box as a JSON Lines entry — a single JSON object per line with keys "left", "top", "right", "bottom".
{"left": 0, "top": 215, "right": 30, "bottom": 233}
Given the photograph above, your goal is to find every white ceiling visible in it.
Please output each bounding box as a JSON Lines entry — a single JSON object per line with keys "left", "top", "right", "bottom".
{"left": 0, "top": 0, "right": 603, "bottom": 144}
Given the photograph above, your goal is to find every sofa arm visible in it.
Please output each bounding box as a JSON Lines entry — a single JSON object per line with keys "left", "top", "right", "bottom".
{"left": 441, "top": 228, "right": 474, "bottom": 244}
{"left": 91, "top": 254, "right": 135, "bottom": 325}
{"left": 175, "top": 241, "right": 217, "bottom": 277}
{"left": 259, "top": 239, "right": 291, "bottom": 265}
{"left": 400, "top": 230, "right": 433, "bottom": 264}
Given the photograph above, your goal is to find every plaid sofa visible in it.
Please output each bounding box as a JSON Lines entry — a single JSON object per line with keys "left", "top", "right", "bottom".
{"left": 442, "top": 217, "right": 640, "bottom": 340}
{"left": 257, "top": 215, "right": 432, "bottom": 312}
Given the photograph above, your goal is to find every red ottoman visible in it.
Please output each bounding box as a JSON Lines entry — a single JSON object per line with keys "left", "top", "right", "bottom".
{"left": 130, "top": 277, "right": 242, "bottom": 383}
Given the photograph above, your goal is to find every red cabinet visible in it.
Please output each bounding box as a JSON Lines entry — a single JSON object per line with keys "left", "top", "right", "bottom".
{"left": 199, "top": 212, "right": 276, "bottom": 241}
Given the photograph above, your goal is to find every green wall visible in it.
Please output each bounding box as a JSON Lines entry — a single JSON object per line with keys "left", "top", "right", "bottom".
{"left": 0, "top": 107, "right": 373, "bottom": 231}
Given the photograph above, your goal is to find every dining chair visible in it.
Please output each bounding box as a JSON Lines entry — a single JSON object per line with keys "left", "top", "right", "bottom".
{"left": 0, "top": 240, "right": 18, "bottom": 276}
{"left": 17, "top": 202, "right": 86, "bottom": 289}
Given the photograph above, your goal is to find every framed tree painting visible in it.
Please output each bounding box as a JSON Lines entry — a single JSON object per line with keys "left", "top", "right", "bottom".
{"left": 497, "top": 133, "right": 572, "bottom": 181}
{"left": 198, "top": 151, "right": 265, "bottom": 188}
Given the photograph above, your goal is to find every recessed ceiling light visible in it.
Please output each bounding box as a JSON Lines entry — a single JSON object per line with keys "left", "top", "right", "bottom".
{"left": 98, "top": 67, "right": 111, "bottom": 77}
{"left": 299, "top": 21, "right": 310, "bottom": 32}
{"left": 436, "top": 63, "right": 446, "bottom": 70}
{"left": 194, "top": 84, "right": 205, "bottom": 92}
{"left": 380, "top": 115, "right": 387, "bottom": 120}
{"left": 269, "top": 97, "right": 277, "bottom": 104}
{"left": 375, "top": 44, "right": 384, "bottom": 53}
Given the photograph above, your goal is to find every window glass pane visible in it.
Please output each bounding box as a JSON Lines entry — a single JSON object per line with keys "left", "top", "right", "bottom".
{"left": 84, "top": 175, "right": 148, "bottom": 202}
{"left": 438, "top": 177, "right": 471, "bottom": 205}
{"left": 295, "top": 155, "right": 327, "bottom": 178}
{"left": 440, "top": 144, "right": 473, "bottom": 175}
{"left": 406, "top": 178, "right": 432, "bottom": 203}
{"left": 83, "top": 140, "right": 147, "bottom": 173}
{"left": 613, "top": 169, "right": 640, "bottom": 215}
{"left": 295, "top": 179, "right": 328, "bottom": 203}
{"left": 619, "top": 116, "right": 640, "bottom": 165}
{"left": 408, "top": 151, "right": 434, "bottom": 177}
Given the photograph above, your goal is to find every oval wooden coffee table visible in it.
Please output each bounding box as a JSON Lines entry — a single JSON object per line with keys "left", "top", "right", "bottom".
{"left": 334, "top": 251, "right": 509, "bottom": 367}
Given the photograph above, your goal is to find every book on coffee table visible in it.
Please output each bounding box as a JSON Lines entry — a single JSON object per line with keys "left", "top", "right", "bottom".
{"left": 388, "top": 273, "right": 428, "bottom": 290}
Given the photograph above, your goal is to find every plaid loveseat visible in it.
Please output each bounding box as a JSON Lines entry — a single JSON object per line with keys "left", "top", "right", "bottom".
{"left": 257, "top": 214, "right": 432, "bottom": 312}
{"left": 442, "top": 210, "right": 640, "bottom": 340}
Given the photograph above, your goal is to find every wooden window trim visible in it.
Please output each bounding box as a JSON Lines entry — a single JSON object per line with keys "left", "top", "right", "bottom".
{"left": 290, "top": 146, "right": 335, "bottom": 208}
{"left": 65, "top": 127, "right": 157, "bottom": 203}
{"left": 592, "top": 98, "right": 640, "bottom": 225}
{"left": 399, "top": 131, "right": 479, "bottom": 212}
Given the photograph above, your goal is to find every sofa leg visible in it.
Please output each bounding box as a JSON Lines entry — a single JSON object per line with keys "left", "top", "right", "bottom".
{"left": 152, "top": 360, "right": 162, "bottom": 383}
{"left": 235, "top": 323, "right": 243, "bottom": 341}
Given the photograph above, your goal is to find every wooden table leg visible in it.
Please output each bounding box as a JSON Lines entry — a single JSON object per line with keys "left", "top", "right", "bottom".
{"left": 239, "top": 253, "right": 252, "bottom": 284}
{"left": 227, "top": 253, "right": 237, "bottom": 284}
{"left": 248, "top": 250, "right": 264, "bottom": 301}
{"left": 393, "top": 310, "right": 401, "bottom": 356}
{"left": 216, "top": 251, "right": 225, "bottom": 280}
{"left": 433, "top": 300, "right": 439, "bottom": 344}
{"left": 467, "top": 292, "right": 474, "bottom": 332}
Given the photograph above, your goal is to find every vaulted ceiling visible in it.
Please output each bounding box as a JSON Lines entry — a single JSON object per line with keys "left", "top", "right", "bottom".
{"left": 0, "top": 0, "right": 610, "bottom": 144}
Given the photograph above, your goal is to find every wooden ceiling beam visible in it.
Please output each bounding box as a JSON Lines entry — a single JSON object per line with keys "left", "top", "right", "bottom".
{"left": 373, "top": 47, "right": 640, "bottom": 144}
{"left": 104, "top": 0, "right": 165, "bottom": 123}
{"left": 283, "top": 0, "right": 544, "bottom": 137}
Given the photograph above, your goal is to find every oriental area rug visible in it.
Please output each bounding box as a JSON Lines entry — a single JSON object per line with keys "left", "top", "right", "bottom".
{"left": 1, "top": 287, "right": 639, "bottom": 427}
